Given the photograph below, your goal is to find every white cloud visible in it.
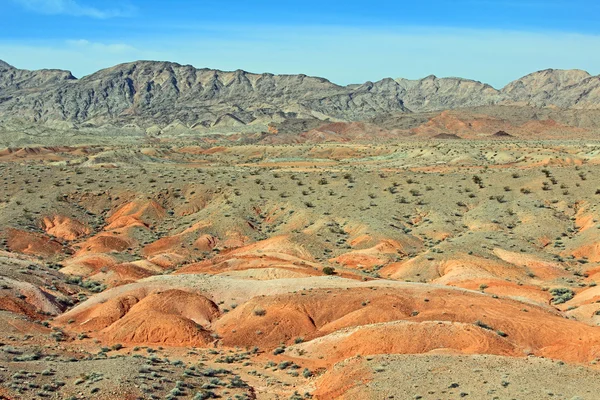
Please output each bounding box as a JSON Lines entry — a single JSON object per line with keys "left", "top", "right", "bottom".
{"left": 66, "top": 39, "right": 136, "bottom": 53}
{"left": 11, "top": 0, "right": 133, "bottom": 18}
{"left": 0, "top": 40, "right": 162, "bottom": 78}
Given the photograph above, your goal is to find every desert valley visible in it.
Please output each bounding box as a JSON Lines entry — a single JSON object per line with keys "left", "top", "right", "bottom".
{"left": 1, "top": 60, "right": 600, "bottom": 399}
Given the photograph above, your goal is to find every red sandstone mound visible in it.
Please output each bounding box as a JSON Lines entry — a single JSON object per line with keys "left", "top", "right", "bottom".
{"left": 380, "top": 253, "right": 524, "bottom": 282}
{"left": 4, "top": 228, "right": 63, "bottom": 257}
{"left": 410, "top": 111, "right": 497, "bottom": 138}
{"left": 0, "top": 282, "right": 63, "bottom": 320}
{"left": 172, "top": 235, "right": 368, "bottom": 280}
{"left": 57, "top": 288, "right": 147, "bottom": 332}
{"left": 491, "top": 248, "right": 568, "bottom": 280}
{"left": 176, "top": 235, "right": 320, "bottom": 276}
{"left": 42, "top": 215, "right": 90, "bottom": 241}
{"left": 379, "top": 252, "right": 564, "bottom": 304}
{"left": 175, "top": 253, "right": 323, "bottom": 278}
{"left": 567, "top": 229, "right": 600, "bottom": 263}
{"left": 88, "top": 262, "right": 159, "bottom": 287}
{"left": 144, "top": 220, "right": 211, "bottom": 249}
{"left": 0, "top": 253, "right": 79, "bottom": 319}
{"left": 220, "top": 235, "right": 314, "bottom": 259}
{"left": 75, "top": 232, "right": 133, "bottom": 255}
{"left": 142, "top": 232, "right": 202, "bottom": 260}
{"left": 329, "top": 239, "right": 411, "bottom": 269}
{"left": 60, "top": 254, "right": 119, "bottom": 276}
{"left": 573, "top": 201, "right": 596, "bottom": 233}
{"left": 105, "top": 200, "right": 166, "bottom": 230}
{"left": 214, "top": 285, "right": 600, "bottom": 363}
{"left": 141, "top": 220, "right": 215, "bottom": 265}
{"left": 290, "top": 320, "right": 519, "bottom": 365}
{"left": 0, "top": 310, "right": 50, "bottom": 337}
{"left": 73, "top": 200, "right": 167, "bottom": 257}
{"left": 410, "top": 110, "right": 587, "bottom": 139}
{"left": 60, "top": 253, "right": 164, "bottom": 287}
{"left": 311, "top": 356, "right": 373, "bottom": 400}
{"left": 58, "top": 288, "right": 220, "bottom": 346}
{"left": 146, "top": 253, "right": 188, "bottom": 269}
{"left": 0, "top": 293, "right": 51, "bottom": 319}
{"left": 143, "top": 234, "right": 190, "bottom": 258}
{"left": 103, "top": 310, "right": 213, "bottom": 346}
{"left": 174, "top": 194, "right": 213, "bottom": 217}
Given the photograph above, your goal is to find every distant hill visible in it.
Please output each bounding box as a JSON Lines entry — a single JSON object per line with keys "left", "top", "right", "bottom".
{"left": 1, "top": 60, "right": 600, "bottom": 134}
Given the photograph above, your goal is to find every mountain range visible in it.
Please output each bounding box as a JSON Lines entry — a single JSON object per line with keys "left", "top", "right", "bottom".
{"left": 1, "top": 59, "right": 600, "bottom": 134}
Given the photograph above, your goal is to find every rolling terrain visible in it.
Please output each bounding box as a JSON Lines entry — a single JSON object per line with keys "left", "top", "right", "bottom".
{"left": 1, "top": 138, "right": 600, "bottom": 399}
{"left": 2, "top": 59, "right": 600, "bottom": 399}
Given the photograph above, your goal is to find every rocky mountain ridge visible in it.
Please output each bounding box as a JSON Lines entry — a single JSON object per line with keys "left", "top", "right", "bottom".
{"left": 1, "top": 60, "right": 599, "bottom": 133}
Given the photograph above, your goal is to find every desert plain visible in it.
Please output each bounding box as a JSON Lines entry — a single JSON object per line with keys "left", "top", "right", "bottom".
{"left": 2, "top": 134, "right": 600, "bottom": 400}
{"left": 2, "top": 61, "right": 600, "bottom": 399}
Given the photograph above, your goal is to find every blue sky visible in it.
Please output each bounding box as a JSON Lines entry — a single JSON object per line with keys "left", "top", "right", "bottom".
{"left": 2, "top": 0, "right": 600, "bottom": 88}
